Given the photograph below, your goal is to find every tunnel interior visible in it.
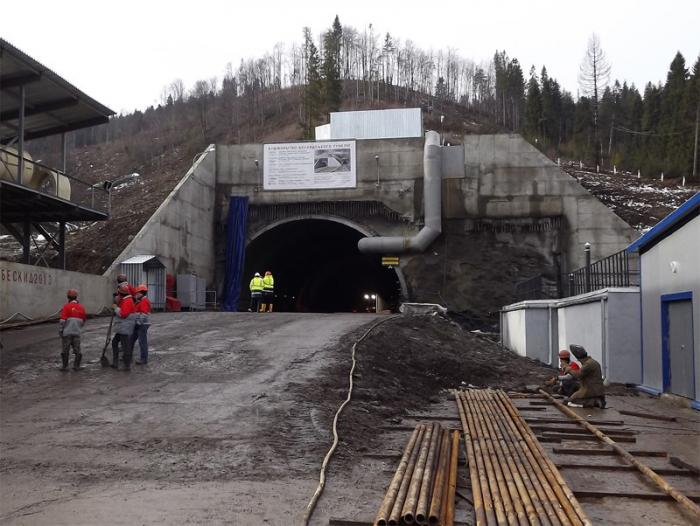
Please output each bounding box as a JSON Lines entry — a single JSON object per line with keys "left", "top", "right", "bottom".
{"left": 242, "top": 219, "right": 403, "bottom": 312}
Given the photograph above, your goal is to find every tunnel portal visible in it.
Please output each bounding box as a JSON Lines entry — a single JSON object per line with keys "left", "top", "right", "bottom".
{"left": 243, "top": 219, "right": 403, "bottom": 312}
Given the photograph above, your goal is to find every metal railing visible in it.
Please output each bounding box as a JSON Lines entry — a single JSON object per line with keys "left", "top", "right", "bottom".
{"left": 567, "top": 248, "right": 639, "bottom": 296}
{"left": 0, "top": 146, "right": 109, "bottom": 215}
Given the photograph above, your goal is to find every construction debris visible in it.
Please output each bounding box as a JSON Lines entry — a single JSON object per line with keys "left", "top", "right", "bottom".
{"left": 374, "top": 423, "right": 459, "bottom": 526}
{"left": 455, "top": 389, "right": 592, "bottom": 526}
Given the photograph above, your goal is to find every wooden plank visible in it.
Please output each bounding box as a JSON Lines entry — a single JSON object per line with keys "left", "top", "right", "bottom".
{"left": 529, "top": 425, "right": 635, "bottom": 435}
{"left": 618, "top": 409, "right": 678, "bottom": 422}
{"left": 525, "top": 417, "right": 624, "bottom": 426}
{"left": 535, "top": 435, "right": 562, "bottom": 443}
{"left": 556, "top": 463, "right": 697, "bottom": 476}
{"left": 573, "top": 490, "right": 700, "bottom": 502}
{"left": 669, "top": 456, "right": 700, "bottom": 477}
{"left": 541, "top": 432, "right": 636, "bottom": 443}
{"left": 403, "top": 414, "right": 460, "bottom": 421}
{"left": 552, "top": 448, "right": 667, "bottom": 457}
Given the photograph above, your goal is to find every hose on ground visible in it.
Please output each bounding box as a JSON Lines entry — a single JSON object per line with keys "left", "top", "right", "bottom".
{"left": 302, "top": 315, "right": 399, "bottom": 526}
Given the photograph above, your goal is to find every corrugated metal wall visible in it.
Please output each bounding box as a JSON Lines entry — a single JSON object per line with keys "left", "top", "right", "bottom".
{"left": 330, "top": 108, "right": 422, "bottom": 140}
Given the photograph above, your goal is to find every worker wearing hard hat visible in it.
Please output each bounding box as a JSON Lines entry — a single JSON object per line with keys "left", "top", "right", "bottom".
{"left": 112, "top": 284, "right": 137, "bottom": 371}
{"left": 249, "top": 272, "right": 264, "bottom": 313}
{"left": 545, "top": 350, "right": 581, "bottom": 398}
{"left": 132, "top": 284, "right": 152, "bottom": 365}
{"left": 566, "top": 344, "right": 606, "bottom": 408}
{"left": 59, "top": 289, "right": 87, "bottom": 371}
{"left": 261, "top": 271, "right": 275, "bottom": 313}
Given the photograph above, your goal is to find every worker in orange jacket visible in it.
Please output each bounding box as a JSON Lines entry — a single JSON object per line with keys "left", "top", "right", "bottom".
{"left": 59, "top": 289, "right": 87, "bottom": 371}
{"left": 132, "top": 284, "right": 152, "bottom": 365}
{"left": 112, "top": 284, "right": 137, "bottom": 371}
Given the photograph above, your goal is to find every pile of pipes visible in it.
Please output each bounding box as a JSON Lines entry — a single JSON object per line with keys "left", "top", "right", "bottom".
{"left": 455, "top": 389, "right": 591, "bottom": 526}
{"left": 374, "top": 423, "right": 459, "bottom": 526}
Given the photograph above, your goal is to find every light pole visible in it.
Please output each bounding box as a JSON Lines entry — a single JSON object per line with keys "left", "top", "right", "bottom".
{"left": 440, "top": 115, "right": 445, "bottom": 146}
{"left": 375, "top": 155, "right": 380, "bottom": 187}
{"left": 254, "top": 159, "right": 260, "bottom": 192}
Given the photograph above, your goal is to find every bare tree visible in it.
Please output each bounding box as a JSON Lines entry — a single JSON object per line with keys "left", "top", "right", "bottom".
{"left": 579, "top": 33, "right": 611, "bottom": 164}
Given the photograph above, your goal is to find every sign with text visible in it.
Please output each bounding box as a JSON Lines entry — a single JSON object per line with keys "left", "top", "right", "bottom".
{"left": 263, "top": 141, "right": 356, "bottom": 191}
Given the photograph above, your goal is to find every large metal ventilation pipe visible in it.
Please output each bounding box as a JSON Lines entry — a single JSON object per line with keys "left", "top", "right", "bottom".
{"left": 358, "top": 130, "right": 442, "bottom": 254}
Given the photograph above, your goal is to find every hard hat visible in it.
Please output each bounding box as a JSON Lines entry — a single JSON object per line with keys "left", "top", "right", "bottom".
{"left": 254, "top": 272, "right": 261, "bottom": 277}
{"left": 67, "top": 289, "right": 78, "bottom": 298}
{"left": 558, "top": 350, "right": 571, "bottom": 359}
{"left": 265, "top": 271, "right": 272, "bottom": 275}
{"left": 117, "top": 284, "right": 131, "bottom": 295}
{"left": 117, "top": 273, "right": 128, "bottom": 283}
{"left": 569, "top": 344, "right": 587, "bottom": 360}
{"left": 135, "top": 284, "right": 148, "bottom": 294}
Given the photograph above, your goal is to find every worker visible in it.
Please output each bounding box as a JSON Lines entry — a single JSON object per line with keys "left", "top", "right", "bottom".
{"left": 59, "top": 289, "right": 87, "bottom": 371}
{"left": 545, "top": 350, "right": 581, "bottom": 397}
{"left": 131, "top": 284, "right": 152, "bottom": 365}
{"left": 249, "top": 272, "right": 264, "bottom": 313}
{"left": 112, "top": 284, "right": 137, "bottom": 371}
{"left": 261, "top": 271, "right": 275, "bottom": 312}
{"left": 566, "top": 344, "right": 606, "bottom": 408}
{"left": 116, "top": 273, "right": 136, "bottom": 296}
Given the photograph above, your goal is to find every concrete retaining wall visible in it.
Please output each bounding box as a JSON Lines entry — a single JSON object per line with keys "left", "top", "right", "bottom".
{"left": 1, "top": 261, "right": 112, "bottom": 321}
{"left": 500, "top": 287, "right": 641, "bottom": 384}
{"left": 105, "top": 146, "right": 217, "bottom": 285}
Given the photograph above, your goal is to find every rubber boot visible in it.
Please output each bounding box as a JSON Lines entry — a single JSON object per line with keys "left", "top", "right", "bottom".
{"left": 259, "top": 303, "right": 266, "bottom": 313}
{"left": 123, "top": 350, "right": 132, "bottom": 371}
{"left": 268, "top": 303, "right": 274, "bottom": 313}
{"left": 60, "top": 353, "right": 69, "bottom": 371}
{"left": 73, "top": 353, "right": 82, "bottom": 371}
{"left": 111, "top": 349, "right": 119, "bottom": 369}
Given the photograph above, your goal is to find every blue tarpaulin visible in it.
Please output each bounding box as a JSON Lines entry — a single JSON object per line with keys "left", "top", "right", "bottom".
{"left": 222, "top": 196, "right": 249, "bottom": 311}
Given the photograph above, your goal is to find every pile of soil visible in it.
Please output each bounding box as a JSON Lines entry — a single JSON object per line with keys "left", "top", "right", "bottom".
{"left": 283, "top": 314, "right": 555, "bottom": 465}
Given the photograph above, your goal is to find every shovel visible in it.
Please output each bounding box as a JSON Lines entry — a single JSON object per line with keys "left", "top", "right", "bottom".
{"left": 100, "top": 313, "right": 114, "bottom": 367}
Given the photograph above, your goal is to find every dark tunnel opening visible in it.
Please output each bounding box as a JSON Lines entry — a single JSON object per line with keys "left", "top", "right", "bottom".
{"left": 242, "top": 219, "right": 403, "bottom": 312}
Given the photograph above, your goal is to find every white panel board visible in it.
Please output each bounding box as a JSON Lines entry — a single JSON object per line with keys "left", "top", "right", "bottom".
{"left": 263, "top": 141, "right": 356, "bottom": 191}
{"left": 330, "top": 108, "right": 422, "bottom": 139}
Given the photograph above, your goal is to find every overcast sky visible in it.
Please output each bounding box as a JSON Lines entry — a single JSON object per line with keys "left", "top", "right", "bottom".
{"left": 4, "top": 0, "right": 699, "bottom": 114}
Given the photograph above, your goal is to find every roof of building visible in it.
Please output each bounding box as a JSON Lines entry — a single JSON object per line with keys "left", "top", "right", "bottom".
{"left": 627, "top": 191, "right": 700, "bottom": 254}
{"left": 0, "top": 38, "right": 115, "bottom": 143}
{"left": 121, "top": 255, "right": 165, "bottom": 267}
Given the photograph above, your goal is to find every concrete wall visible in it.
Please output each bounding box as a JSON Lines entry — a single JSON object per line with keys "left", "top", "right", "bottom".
{"left": 500, "top": 288, "right": 641, "bottom": 384}
{"left": 501, "top": 302, "right": 551, "bottom": 363}
{"left": 461, "top": 135, "right": 638, "bottom": 271}
{"left": 639, "top": 216, "right": 700, "bottom": 400}
{"left": 105, "top": 147, "right": 217, "bottom": 285}
{"left": 1, "top": 261, "right": 112, "bottom": 321}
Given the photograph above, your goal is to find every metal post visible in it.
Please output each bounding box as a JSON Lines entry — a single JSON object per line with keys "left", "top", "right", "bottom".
{"left": 17, "top": 86, "right": 26, "bottom": 184}
{"left": 375, "top": 155, "right": 380, "bottom": 187}
{"left": 61, "top": 132, "right": 67, "bottom": 173}
{"left": 58, "top": 221, "right": 66, "bottom": 269}
{"left": 568, "top": 273, "right": 575, "bottom": 296}
{"left": 584, "top": 242, "right": 591, "bottom": 293}
{"left": 22, "top": 221, "right": 30, "bottom": 264}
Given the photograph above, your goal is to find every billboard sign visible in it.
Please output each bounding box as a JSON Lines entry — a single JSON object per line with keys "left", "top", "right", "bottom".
{"left": 263, "top": 141, "right": 356, "bottom": 190}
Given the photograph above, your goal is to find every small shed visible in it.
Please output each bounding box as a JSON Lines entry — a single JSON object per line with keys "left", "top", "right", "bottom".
{"left": 119, "top": 255, "right": 166, "bottom": 311}
{"left": 627, "top": 192, "right": 700, "bottom": 406}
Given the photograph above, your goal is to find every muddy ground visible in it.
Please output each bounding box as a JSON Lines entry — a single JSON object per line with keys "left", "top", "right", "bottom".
{"left": 0, "top": 312, "right": 553, "bottom": 525}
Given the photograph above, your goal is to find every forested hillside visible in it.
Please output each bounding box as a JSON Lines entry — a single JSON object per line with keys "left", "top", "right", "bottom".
{"left": 9, "top": 17, "right": 699, "bottom": 273}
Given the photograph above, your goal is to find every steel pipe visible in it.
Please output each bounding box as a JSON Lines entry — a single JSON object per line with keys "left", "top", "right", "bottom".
{"left": 428, "top": 429, "right": 450, "bottom": 525}
{"left": 402, "top": 422, "right": 437, "bottom": 523}
{"left": 416, "top": 425, "right": 442, "bottom": 524}
{"left": 389, "top": 425, "right": 427, "bottom": 525}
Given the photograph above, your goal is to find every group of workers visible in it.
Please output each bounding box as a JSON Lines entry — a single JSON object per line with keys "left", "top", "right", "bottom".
{"left": 57, "top": 273, "right": 151, "bottom": 372}
{"left": 249, "top": 271, "right": 275, "bottom": 313}
{"left": 546, "top": 343, "right": 606, "bottom": 408}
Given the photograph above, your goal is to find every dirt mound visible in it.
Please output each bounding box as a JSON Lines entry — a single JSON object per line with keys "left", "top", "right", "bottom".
{"left": 282, "top": 314, "right": 554, "bottom": 466}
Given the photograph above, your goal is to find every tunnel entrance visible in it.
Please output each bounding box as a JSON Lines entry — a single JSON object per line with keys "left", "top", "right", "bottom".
{"left": 243, "top": 219, "right": 403, "bottom": 312}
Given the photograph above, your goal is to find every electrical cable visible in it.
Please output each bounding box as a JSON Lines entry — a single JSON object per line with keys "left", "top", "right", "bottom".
{"left": 301, "top": 314, "right": 399, "bottom": 526}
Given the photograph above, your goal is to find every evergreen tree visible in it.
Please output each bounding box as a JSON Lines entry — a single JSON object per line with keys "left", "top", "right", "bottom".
{"left": 659, "top": 52, "right": 689, "bottom": 175}
{"left": 302, "top": 27, "right": 323, "bottom": 138}
{"left": 524, "top": 67, "right": 542, "bottom": 140}
{"left": 322, "top": 16, "right": 343, "bottom": 114}
{"left": 689, "top": 56, "right": 700, "bottom": 177}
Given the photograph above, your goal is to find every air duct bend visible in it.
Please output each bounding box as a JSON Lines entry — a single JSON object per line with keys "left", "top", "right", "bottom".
{"left": 358, "top": 131, "right": 442, "bottom": 254}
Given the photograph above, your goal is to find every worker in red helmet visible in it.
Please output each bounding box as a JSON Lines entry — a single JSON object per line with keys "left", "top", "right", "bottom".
{"left": 131, "top": 284, "right": 152, "bottom": 365}
{"left": 112, "top": 283, "right": 137, "bottom": 371}
{"left": 545, "top": 349, "right": 581, "bottom": 398}
{"left": 59, "top": 289, "right": 87, "bottom": 371}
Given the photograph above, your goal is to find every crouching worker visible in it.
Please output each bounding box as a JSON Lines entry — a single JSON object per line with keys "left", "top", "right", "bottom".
{"left": 566, "top": 344, "right": 606, "bottom": 408}
{"left": 132, "top": 284, "right": 151, "bottom": 365}
{"left": 545, "top": 350, "right": 580, "bottom": 397}
{"left": 112, "top": 284, "right": 137, "bottom": 371}
{"left": 59, "top": 289, "right": 87, "bottom": 371}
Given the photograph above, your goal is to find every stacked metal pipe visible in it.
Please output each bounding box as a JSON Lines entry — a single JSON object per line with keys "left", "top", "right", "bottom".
{"left": 455, "top": 389, "right": 592, "bottom": 526}
{"left": 374, "top": 423, "right": 460, "bottom": 526}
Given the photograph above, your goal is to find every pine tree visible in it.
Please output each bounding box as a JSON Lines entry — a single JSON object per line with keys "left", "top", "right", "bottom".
{"left": 302, "top": 27, "right": 323, "bottom": 138}
{"left": 524, "top": 67, "right": 542, "bottom": 141}
{"left": 659, "top": 52, "right": 689, "bottom": 175}
{"left": 689, "top": 55, "right": 700, "bottom": 178}
{"left": 322, "top": 16, "right": 343, "bottom": 114}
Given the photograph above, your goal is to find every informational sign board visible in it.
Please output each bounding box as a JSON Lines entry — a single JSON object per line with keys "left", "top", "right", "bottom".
{"left": 263, "top": 141, "right": 356, "bottom": 191}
